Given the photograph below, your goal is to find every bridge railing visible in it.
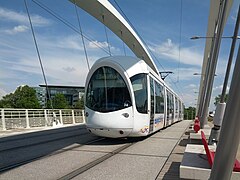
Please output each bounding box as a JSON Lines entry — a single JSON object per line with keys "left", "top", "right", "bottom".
{"left": 0, "top": 108, "right": 85, "bottom": 130}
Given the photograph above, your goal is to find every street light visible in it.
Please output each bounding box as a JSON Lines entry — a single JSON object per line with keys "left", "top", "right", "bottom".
{"left": 193, "top": 73, "right": 217, "bottom": 76}
{"left": 193, "top": 73, "right": 202, "bottom": 75}
{"left": 190, "top": 35, "right": 240, "bottom": 40}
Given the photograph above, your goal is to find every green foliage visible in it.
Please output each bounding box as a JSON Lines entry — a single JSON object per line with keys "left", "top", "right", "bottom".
{"left": 0, "top": 93, "right": 15, "bottom": 108}
{"left": 184, "top": 106, "right": 196, "bottom": 120}
{"left": 47, "top": 93, "right": 69, "bottom": 109}
{"left": 214, "top": 94, "right": 228, "bottom": 106}
{"left": 74, "top": 96, "right": 84, "bottom": 109}
{"left": 0, "top": 85, "right": 41, "bottom": 108}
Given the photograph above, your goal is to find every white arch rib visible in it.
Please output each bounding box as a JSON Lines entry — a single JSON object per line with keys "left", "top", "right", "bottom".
{"left": 70, "top": 0, "right": 159, "bottom": 75}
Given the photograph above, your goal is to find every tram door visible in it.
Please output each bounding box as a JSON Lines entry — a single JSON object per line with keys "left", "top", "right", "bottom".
{"left": 149, "top": 78, "right": 154, "bottom": 132}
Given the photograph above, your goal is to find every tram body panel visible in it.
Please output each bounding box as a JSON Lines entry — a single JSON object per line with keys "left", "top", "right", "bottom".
{"left": 84, "top": 59, "right": 135, "bottom": 138}
{"left": 131, "top": 112, "right": 150, "bottom": 136}
{"left": 85, "top": 107, "right": 133, "bottom": 138}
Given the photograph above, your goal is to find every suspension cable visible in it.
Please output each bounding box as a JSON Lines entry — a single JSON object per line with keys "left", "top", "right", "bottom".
{"left": 74, "top": 0, "right": 90, "bottom": 71}
{"left": 113, "top": 0, "right": 185, "bottom": 99}
{"left": 102, "top": 15, "right": 112, "bottom": 56}
{"left": 177, "top": 0, "right": 183, "bottom": 83}
{"left": 32, "top": 0, "right": 110, "bottom": 55}
{"left": 121, "top": 30, "right": 127, "bottom": 56}
{"left": 113, "top": 0, "right": 166, "bottom": 69}
{"left": 24, "top": 0, "right": 53, "bottom": 109}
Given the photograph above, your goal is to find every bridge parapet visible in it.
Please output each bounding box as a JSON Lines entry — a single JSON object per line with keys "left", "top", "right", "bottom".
{"left": 0, "top": 108, "right": 85, "bottom": 130}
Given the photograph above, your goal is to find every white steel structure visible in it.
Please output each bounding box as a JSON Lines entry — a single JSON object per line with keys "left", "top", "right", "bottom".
{"left": 84, "top": 56, "right": 183, "bottom": 138}
{"left": 71, "top": 0, "right": 159, "bottom": 75}
{"left": 70, "top": 0, "right": 184, "bottom": 137}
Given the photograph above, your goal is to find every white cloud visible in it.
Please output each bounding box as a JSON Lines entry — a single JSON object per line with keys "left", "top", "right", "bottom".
{"left": 0, "top": 88, "right": 7, "bottom": 99}
{"left": 181, "top": 93, "right": 196, "bottom": 107}
{"left": 4, "top": 25, "right": 28, "bottom": 34}
{"left": 56, "top": 36, "right": 84, "bottom": 50}
{"left": 81, "top": 40, "right": 119, "bottom": 55}
{"left": 62, "top": 67, "right": 76, "bottom": 72}
{"left": 88, "top": 40, "right": 109, "bottom": 49}
{"left": 150, "top": 39, "right": 204, "bottom": 66}
{"left": 0, "top": 32, "right": 105, "bottom": 89}
{"left": 0, "top": 7, "right": 51, "bottom": 26}
{"left": 213, "top": 84, "right": 229, "bottom": 93}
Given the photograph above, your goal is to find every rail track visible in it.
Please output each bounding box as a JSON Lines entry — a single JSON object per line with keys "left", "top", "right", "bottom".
{"left": 0, "top": 125, "right": 139, "bottom": 176}
{"left": 0, "top": 121, "right": 191, "bottom": 180}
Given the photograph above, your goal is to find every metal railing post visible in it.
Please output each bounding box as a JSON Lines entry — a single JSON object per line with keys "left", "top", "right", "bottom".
{"left": 1, "top": 109, "right": 6, "bottom": 130}
{"left": 44, "top": 109, "right": 48, "bottom": 127}
{"left": 59, "top": 110, "right": 63, "bottom": 124}
{"left": 25, "top": 109, "right": 30, "bottom": 128}
{"left": 82, "top": 110, "right": 85, "bottom": 124}
{"left": 72, "top": 110, "right": 75, "bottom": 124}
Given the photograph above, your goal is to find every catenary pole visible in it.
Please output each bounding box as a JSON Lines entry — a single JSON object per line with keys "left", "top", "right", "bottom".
{"left": 209, "top": 45, "right": 240, "bottom": 180}
{"left": 220, "top": 5, "right": 240, "bottom": 103}
{"left": 199, "top": 0, "right": 228, "bottom": 128}
{"left": 208, "top": 5, "right": 240, "bottom": 144}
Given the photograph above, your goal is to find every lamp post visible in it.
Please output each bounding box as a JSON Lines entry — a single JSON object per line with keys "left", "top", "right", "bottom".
{"left": 208, "top": 5, "right": 240, "bottom": 145}
{"left": 191, "top": 35, "right": 238, "bottom": 129}
{"left": 192, "top": 35, "right": 238, "bottom": 127}
{"left": 193, "top": 73, "right": 217, "bottom": 76}
{"left": 191, "top": 35, "right": 238, "bottom": 125}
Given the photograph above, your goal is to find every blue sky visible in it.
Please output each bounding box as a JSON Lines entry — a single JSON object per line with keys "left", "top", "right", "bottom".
{"left": 0, "top": 0, "right": 239, "bottom": 110}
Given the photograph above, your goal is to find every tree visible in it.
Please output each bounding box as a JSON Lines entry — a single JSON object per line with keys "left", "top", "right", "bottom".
{"left": 74, "top": 96, "right": 84, "bottom": 109}
{"left": 214, "top": 94, "right": 228, "bottom": 106}
{"left": 184, "top": 106, "right": 196, "bottom": 120}
{"left": 47, "top": 93, "right": 69, "bottom": 109}
{"left": 0, "top": 93, "right": 15, "bottom": 108}
{"left": 0, "top": 85, "right": 41, "bottom": 108}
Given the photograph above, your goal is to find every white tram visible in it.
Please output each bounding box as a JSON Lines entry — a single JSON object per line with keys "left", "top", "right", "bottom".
{"left": 84, "top": 56, "right": 184, "bottom": 138}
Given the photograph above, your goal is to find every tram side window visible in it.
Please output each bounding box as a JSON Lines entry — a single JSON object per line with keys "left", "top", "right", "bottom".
{"left": 175, "top": 97, "right": 178, "bottom": 113}
{"left": 167, "top": 91, "right": 171, "bottom": 116}
{"left": 167, "top": 91, "right": 174, "bottom": 115}
{"left": 131, "top": 74, "right": 148, "bottom": 114}
{"left": 170, "top": 93, "right": 174, "bottom": 114}
{"left": 178, "top": 99, "right": 181, "bottom": 115}
{"left": 155, "top": 82, "right": 164, "bottom": 113}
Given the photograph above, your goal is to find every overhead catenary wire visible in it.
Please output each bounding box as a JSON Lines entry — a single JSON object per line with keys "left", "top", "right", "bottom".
{"left": 24, "top": 0, "right": 53, "bottom": 109}
{"left": 31, "top": 0, "right": 185, "bottom": 101}
{"left": 177, "top": 0, "right": 183, "bottom": 83}
{"left": 113, "top": 0, "right": 166, "bottom": 70}
{"left": 113, "top": 0, "right": 185, "bottom": 99}
{"left": 74, "top": 0, "right": 90, "bottom": 71}
{"left": 113, "top": 1, "right": 171, "bottom": 70}
{"left": 32, "top": 0, "right": 111, "bottom": 55}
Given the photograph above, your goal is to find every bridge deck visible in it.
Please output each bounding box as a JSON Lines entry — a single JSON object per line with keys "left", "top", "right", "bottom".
{"left": 0, "top": 120, "right": 191, "bottom": 180}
